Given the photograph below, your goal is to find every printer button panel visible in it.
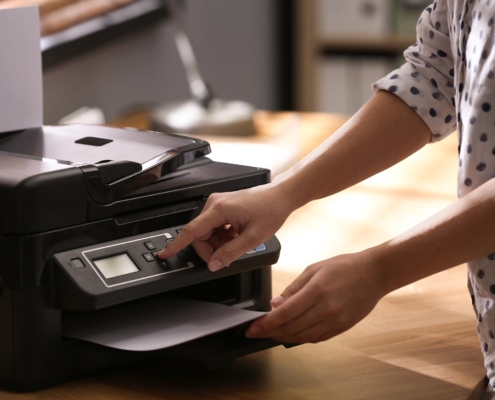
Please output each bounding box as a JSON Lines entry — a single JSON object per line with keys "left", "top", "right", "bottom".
{"left": 77, "top": 232, "right": 197, "bottom": 287}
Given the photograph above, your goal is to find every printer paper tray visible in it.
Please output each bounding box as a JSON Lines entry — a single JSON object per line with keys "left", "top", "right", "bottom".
{"left": 157, "top": 323, "right": 284, "bottom": 371}
{"left": 62, "top": 297, "right": 292, "bottom": 370}
{"left": 62, "top": 298, "right": 268, "bottom": 352}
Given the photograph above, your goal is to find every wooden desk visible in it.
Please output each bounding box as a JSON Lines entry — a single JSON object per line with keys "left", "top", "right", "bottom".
{"left": 110, "top": 110, "right": 349, "bottom": 159}
{"left": 0, "top": 113, "right": 484, "bottom": 399}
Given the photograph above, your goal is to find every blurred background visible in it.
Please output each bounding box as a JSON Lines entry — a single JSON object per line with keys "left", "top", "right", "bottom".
{"left": 0, "top": 0, "right": 430, "bottom": 122}
{"left": 310, "top": 0, "right": 429, "bottom": 114}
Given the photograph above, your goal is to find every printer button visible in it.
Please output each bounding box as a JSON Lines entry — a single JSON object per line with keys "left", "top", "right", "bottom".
{"left": 152, "top": 252, "right": 170, "bottom": 270}
{"left": 143, "top": 253, "right": 155, "bottom": 262}
{"left": 71, "top": 258, "right": 85, "bottom": 269}
{"left": 177, "top": 251, "right": 188, "bottom": 262}
{"left": 159, "top": 259, "right": 171, "bottom": 270}
{"left": 255, "top": 244, "right": 267, "bottom": 252}
{"left": 144, "top": 241, "right": 156, "bottom": 250}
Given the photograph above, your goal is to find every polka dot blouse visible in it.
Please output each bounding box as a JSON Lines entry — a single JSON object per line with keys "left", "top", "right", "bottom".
{"left": 374, "top": 0, "right": 495, "bottom": 390}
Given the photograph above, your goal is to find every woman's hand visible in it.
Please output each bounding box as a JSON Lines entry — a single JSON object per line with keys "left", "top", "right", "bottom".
{"left": 157, "top": 181, "right": 294, "bottom": 271}
{"left": 246, "top": 251, "right": 386, "bottom": 344}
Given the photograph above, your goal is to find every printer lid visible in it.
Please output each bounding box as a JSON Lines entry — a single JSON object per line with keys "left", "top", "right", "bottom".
{"left": 0, "top": 125, "right": 211, "bottom": 204}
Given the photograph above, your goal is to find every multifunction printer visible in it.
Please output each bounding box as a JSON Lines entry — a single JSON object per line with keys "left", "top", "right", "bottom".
{"left": 0, "top": 125, "right": 283, "bottom": 390}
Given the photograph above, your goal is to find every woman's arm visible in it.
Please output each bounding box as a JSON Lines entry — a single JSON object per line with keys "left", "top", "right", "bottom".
{"left": 375, "top": 177, "right": 495, "bottom": 293}
{"left": 271, "top": 90, "right": 432, "bottom": 212}
{"left": 246, "top": 178, "right": 495, "bottom": 343}
{"left": 159, "top": 90, "right": 432, "bottom": 269}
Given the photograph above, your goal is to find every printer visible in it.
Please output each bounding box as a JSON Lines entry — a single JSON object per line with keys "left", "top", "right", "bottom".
{"left": 0, "top": 124, "right": 283, "bottom": 390}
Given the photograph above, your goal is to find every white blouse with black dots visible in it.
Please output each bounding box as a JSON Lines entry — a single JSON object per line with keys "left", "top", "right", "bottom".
{"left": 373, "top": 0, "right": 495, "bottom": 390}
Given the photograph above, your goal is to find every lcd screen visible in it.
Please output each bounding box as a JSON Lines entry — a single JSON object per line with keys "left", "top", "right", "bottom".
{"left": 94, "top": 254, "right": 139, "bottom": 279}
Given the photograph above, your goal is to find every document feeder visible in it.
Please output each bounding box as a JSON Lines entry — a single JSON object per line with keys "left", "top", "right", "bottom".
{"left": 0, "top": 125, "right": 283, "bottom": 390}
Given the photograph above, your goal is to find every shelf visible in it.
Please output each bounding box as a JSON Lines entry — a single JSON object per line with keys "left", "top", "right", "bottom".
{"left": 294, "top": 0, "right": 422, "bottom": 110}
{"left": 41, "top": 0, "right": 167, "bottom": 70}
{"left": 318, "top": 36, "right": 416, "bottom": 56}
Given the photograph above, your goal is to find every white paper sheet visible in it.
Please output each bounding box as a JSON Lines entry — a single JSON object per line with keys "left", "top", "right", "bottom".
{"left": 63, "top": 298, "right": 267, "bottom": 351}
{"left": 0, "top": 6, "right": 43, "bottom": 133}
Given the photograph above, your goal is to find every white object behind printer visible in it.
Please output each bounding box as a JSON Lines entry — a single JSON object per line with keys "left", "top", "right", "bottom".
{"left": 0, "top": 6, "right": 42, "bottom": 133}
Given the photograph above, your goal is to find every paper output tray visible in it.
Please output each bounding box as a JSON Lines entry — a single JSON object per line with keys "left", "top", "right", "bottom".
{"left": 62, "top": 298, "right": 293, "bottom": 371}
{"left": 158, "top": 323, "right": 284, "bottom": 371}
{"left": 69, "top": 323, "right": 286, "bottom": 371}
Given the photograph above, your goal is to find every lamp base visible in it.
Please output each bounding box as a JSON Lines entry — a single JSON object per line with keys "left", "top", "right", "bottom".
{"left": 151, "top": 99, "right": 256, "bottom": 137}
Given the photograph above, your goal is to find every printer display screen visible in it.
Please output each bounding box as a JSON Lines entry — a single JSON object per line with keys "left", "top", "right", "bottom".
{"left": 94, "top": 254, "right": 139, "bottom": 279}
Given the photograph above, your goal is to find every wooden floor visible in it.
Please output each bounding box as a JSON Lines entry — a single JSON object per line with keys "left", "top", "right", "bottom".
{"left": 0, "top": 113, "right": 486, "bottom": 399}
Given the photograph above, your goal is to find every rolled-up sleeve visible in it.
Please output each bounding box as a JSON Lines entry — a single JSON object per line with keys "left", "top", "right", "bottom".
{"left": 373, "top": 2, "right": 456, "bottom": 142}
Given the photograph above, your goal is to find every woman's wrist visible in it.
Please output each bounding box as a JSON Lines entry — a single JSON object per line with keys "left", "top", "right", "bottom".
{"left": 348, "top": 247, "right": 389, "bottom": 299}
{"left": 270, "top": 171, "right": 311, "bottom": 215}
{"left": 363, "top": 236, "right": 444, "bottom": 298}
{"left": 270, "top": 177, "right": 305, "bottom": 215}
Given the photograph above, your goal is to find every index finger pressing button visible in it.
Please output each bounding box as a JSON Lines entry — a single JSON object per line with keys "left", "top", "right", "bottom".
{"left": 152, "top": 252, "right": 170, "bottom": 270}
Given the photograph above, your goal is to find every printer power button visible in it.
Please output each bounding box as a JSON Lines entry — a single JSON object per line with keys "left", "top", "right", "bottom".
{"left": 71, "top": 258, "right": 85, "bottom": 269}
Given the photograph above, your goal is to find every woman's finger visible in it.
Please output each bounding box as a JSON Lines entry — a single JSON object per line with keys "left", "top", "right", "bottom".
{"left": 207, "top": 227, "right": 266, "bottom": 271}
{"left": 269, "top": 263, "right": 323, "bottom": 309}
{"left": 158, "top": 208, "right": 227, "bottom": 259}
{"left": 246, "top": 286, "right": 316, "bottom": 336}
{"left": 190, "top": 240, "right": 214, "bottom": 262}
{"left": 248, "top": 304, "right": 321, "bottom": 338}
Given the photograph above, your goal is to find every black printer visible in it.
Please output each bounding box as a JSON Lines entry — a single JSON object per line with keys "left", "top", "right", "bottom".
{"left": 0, "top": 124, "right": 283, "bottom": 390}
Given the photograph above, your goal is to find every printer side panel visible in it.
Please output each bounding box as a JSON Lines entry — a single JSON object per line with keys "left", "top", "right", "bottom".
{"left": 0, "top": 285, "right": 62, "bottom": 389}
{"left": 0, "top": 287, "right": 14, "bottom": 383}
{"left": 10, "top": 286, "right": 61, "bottom": 389}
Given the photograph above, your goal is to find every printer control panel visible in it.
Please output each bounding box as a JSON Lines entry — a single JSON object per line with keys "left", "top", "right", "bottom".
{"left": 51, "top": 225, "right": 280, "bottom": 310}
{"left": 64, "top": 228, "right": 271, "bottom": 288}
{"left": 70, "top": 231, "right": 203, "bottom": 288}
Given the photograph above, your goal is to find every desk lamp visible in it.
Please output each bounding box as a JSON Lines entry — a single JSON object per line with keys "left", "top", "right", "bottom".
{"left": 151, "top": 0, "right": 256, "bottom": 136}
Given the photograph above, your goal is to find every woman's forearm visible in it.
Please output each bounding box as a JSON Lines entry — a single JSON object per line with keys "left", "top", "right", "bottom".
{"left": 371, "top": 178, "right": 495, "bottom": 296}
{"left": 272, "top": 90, "right": 432, "bottom": 212}
{"left": 160, "top": 91, "right": 436, "bottom": 268}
